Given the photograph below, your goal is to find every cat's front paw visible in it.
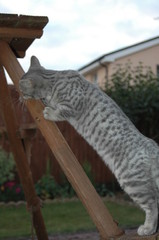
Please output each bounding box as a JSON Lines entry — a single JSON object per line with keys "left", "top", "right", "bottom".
{"left": 137, "top": 225, "right": 156, "bottom": 236}
{"left": 43, "top": 107, "right": 54, "bottom": 121}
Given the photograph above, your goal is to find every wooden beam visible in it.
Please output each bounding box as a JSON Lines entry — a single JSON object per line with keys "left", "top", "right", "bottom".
{"left": 0, "top": 65, "right": 48, "bottom": 240}
{"left": 0, "top": 14, "right": 48, "bottom": 58}
{"left": 0, "top": 27, "right": 43, "bottom": 39}
{"left": 0, "top": 40, "right": 124, "bottom": 239}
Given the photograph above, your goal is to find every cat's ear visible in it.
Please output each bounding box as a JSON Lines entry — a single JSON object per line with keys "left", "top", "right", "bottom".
{"left": 30, "top": 56, "right": 44, "bottom": 69}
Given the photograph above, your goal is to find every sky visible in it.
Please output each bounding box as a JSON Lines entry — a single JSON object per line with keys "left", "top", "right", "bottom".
{"left": 0, "top": 0, "right": 159, "bottom": 77}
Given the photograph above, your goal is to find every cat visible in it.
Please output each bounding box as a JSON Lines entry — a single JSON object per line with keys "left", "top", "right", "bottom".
{"left": 19, "top": 56, "right": 159, "bottom": 236}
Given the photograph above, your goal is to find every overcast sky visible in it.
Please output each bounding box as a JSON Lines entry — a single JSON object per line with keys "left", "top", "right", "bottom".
{"left": 0, "top": 0, "right": 159, "bottom": 75}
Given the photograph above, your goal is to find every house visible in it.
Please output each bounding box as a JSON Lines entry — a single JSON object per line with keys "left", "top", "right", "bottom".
{"left": 79, "top": 36, "right": 159, "bottom": 89}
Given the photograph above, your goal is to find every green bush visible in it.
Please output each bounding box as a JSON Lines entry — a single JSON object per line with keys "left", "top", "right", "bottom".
{"left": 35, "top": 174, "right": 60, "bottom": 200}
{"left": 0, "top": 149, "right": 15, "bottom": 185}
{"left": 35, "top": 173, "right": 77, "bottom": 200}
{"left": 0, "top": 181, "right": 24, "bottom": 202}
{"left": 0, "top": 149, "right": 24, "bottom": 202}
{"left": 35, "top": 160, "right": 115, "bottom": 200}
{"left": 96, "top": 183, "right": 114, "bottom": 197}
{"left": 106, "top": 62, "right": 159, "bottom": 142}
{"left": 35, "top": 159, "right": 76, "bottom": 200}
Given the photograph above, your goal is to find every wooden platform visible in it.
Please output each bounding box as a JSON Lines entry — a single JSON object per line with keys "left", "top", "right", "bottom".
{"left": 115, "top": 229, "right": 159, "bottom": 240}
{"left": 0, "top": 13, "right": 48, "bottom": 58}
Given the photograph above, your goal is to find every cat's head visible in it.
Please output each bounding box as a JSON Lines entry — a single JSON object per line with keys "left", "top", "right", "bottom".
{"left": 19, "top": 56, "right": 86, "bottom": 101}
{"left": 19, "top": 56, "right": 50, "bottom": 100}
{"left": 19, "top": 56, "right": 90, "bottom": 118}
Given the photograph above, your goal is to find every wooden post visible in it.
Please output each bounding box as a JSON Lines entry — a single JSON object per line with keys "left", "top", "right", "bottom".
{"left": 0, "top": 65, "right": 49, "bottom": 240}
{"left": 0, "top": 40, "right": 123, "bottom": 239}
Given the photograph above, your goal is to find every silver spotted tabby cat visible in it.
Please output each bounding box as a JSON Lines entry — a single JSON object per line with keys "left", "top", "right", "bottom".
{"left": 19, "top": 56, "right": 159, "bottom": 236}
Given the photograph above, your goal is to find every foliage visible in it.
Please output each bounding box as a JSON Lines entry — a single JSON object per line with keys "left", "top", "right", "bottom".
{"left": 0, "top": 149, "right": 15, "bottom": 185}
{"left": 35, "top": 159, "right": 76, "bottom": 200}
{"left": 0, "top": 153, "right": 116, "bottom": 202}
{"left": 35, "top": 160, "right": 114, "bottom": 200}
{"left": 35, "top": 173, "right": 76, "bottom": 200}
{"left": 96, "top": 183, "right": 114, "bottom": 197}
{"left": 0, "top": 181, "right": 24, "bottom": 202}
{"left": 0, "top": 149, "right": 25, "bottom": 202}
{"left": 106, "top": 62, "right": 159, "bottom": 142}
{"left": 35, "top": 159, "right": 61, "bottom": 200}
{"left": 35, "top": 174, "right": 60, "bottom": 200}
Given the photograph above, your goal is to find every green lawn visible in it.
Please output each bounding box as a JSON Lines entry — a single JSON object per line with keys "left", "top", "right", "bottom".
{"left": 0, "top": 199, "right": 145, "bottom": 239}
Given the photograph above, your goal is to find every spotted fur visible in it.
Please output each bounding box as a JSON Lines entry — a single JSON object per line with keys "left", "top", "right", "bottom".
{"left": 19, "top": 56, "right": 159, "bottom": 236}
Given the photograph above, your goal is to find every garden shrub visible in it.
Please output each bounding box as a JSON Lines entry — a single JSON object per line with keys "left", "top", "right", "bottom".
{"left": 35, "top": 160, "right": 115, "bottom": 199}
{"left": 0, "top": 181, "right": 24, "bottom": 202}
{"left": 35, "top": 159, "right": 76, "bottom": 199}
{"left": 106, "top": 62, "right": 159, "bottom": 143}
{"left": 0, "top": 149, "right": 15, "bottom": 185}
{"left": 0, "top": 149, "right": 24, "bottom": 202}
{"left": 35, "top": 174, "right": 60, "bottom": 200}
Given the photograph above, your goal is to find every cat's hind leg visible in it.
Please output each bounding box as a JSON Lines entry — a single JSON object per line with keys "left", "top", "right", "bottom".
{"left": 137, "top": 201, "right": 158, "bottom": 236}
{"left": 123, "top": 177, "right": 158, "bottom": 236}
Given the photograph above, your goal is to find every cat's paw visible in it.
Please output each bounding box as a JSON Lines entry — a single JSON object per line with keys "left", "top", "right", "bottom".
{"left": 137, "top": 225, "right": 156, "bottom": 236}
{"left": 43, "top": 107, "right": 54, "bottom": 121}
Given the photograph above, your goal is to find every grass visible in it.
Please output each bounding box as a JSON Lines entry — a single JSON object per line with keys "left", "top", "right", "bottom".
{"left": 106, "top": 201, "right": 144, "bottom": 227}
{"left": 0, "top": 199, "right": 145, "bottom": 239}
